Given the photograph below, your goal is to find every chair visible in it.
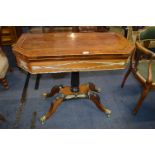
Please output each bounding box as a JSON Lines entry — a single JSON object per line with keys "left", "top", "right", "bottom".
{"left": 121, "top": 27, "right": 155, "bottom": 114}
{"left": 0, "top": 47, "right": 9, "bottom": 89}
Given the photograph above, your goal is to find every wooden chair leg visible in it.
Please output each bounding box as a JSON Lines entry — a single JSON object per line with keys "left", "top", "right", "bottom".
{"left": 121, "top": 67, "right": 132, "bottom": 88}
{"left": 133, "top": 85, "right": 150, "bottom": 114}
{"left": 0, "top": 77, "right": 9, "bottom": 90}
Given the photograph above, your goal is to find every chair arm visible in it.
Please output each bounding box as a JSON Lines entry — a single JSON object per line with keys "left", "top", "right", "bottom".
{"left": 136, "top": 41, "right": 155, "bottom": 84}
{"left": 147, "top": 59, "right": 153, "bottom": 84}
{"left": 136, "top": 41, "right": 155, "bottom": 57}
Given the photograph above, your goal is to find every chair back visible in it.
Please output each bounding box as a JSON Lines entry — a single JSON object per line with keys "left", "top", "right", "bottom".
{"left": 139, "top": 27, "right": 155, "bottom": 41}
{"left": 131, "top": 27, "right": 155, "bottom": 84}
{"left": 138, "top": 27, "right": 155, "bottom": 49}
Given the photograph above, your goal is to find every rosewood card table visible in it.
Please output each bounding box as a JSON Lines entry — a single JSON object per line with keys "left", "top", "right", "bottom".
{"left": 13, "top": 32, "right": 135, "bottom": 124}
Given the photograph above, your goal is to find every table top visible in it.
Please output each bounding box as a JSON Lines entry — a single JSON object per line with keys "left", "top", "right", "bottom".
{"left": 13, "top": 32, "right": 134, "bottom": 59}
{"left": 12, "top": 32, "right": 135, "bottom": 74}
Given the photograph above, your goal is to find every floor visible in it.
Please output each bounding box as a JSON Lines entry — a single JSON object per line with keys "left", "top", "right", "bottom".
{"left": 0, "top": 66, "right": 155, "bottom": 129}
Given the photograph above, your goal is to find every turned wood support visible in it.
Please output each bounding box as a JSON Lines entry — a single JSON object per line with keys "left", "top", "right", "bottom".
{"left": 0, "top": 77, "right": 9, "bottom": 90}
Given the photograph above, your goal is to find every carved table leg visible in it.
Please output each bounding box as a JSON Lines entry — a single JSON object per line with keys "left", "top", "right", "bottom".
{"left": 0, "top": 77, "right": 9, "bottom": 90}
{"left": 0, "top": 113, "right": 6, "bottom": 123}
{"left": 40, "top": 83, "right": 111, "bottom": 124}
{"left": 40, "top": 97, "right": 64, "bottom": 124}
{"left": 89, "top": 93, "right": 111, "bottom": 117}
{"left": 88, "top": 82, "right": 101, "bottom": 92}
{"left": 43, "top": 85, "right": 62, "bottom": 98}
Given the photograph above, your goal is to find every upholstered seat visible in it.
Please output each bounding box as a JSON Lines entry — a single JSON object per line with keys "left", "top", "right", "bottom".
{"left": 0, "top": 47, "right": 9, "bottom": 89}
{"left": 139, "top": 27, "right": 155, "bottom": 41}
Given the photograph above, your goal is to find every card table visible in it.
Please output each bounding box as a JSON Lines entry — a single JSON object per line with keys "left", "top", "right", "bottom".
{"left": 13, "top": 32, "right": 135, "bottom": 124}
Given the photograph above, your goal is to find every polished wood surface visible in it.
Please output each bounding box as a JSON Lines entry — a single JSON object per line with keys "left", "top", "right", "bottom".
{"left": 13, "top": 32, "right": 133, "bottom": 58}
{"left": 13, "top": 32, "right": 134, "bottom": 74}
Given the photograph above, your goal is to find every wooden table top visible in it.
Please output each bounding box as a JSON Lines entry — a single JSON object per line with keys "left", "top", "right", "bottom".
{"left": 12, "top": 32, "right": 135, "bottom": 74}
{"left": 13, "top": 32, "right": 134, "bottom": 59}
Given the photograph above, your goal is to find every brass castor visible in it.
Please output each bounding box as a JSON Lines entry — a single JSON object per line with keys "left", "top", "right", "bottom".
{"left": 40, "top": 115, "right": 46, "bottom": 125}
{"left": 104, "top": 108, "right": 112, "bottom": 118}
{"left": 42, "top": 93, "right": 48, "bottom": 98}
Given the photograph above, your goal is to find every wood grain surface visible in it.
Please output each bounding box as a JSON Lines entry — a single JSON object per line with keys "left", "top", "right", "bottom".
{"left": 13, "top": 32, "right": 135, "bottom": 74}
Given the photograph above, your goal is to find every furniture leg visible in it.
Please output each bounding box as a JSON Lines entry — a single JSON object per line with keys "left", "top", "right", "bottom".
{"left": 40, "top": 97, "right": 64, "bottom": 124}
{"left": 0, "top": 77, "right": 9, "bottom": 90}
{"left": 35, "top": 74, "right": 41, "bottom": 90}
{"left": 8, "top": 65, "right": 13, "bottom": 72}
{"left": 121, "top": 67, "right": 132, "bottom": 88}
{"left": 133, "top": 85, "right": 150, "bottom": 114}
{"left": 89, "top": 93, "right": 111, "bottom": 117}
{"left": 0, "top": 113, "right": 6, "bottom": 123}
{"left": 71, "top": 72, "right": 79, "bottom": 92}
{"left": 20, "top": 73, "right": 30, "bottom": 103}
{"left": 43, "top": 85, "right": 61, "bottom": 98}
{"left": 88, "top": 82, "right": 101, "bottom": 93}
{"left": 40, "top": 70, "right": 112, "bottom": 124}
